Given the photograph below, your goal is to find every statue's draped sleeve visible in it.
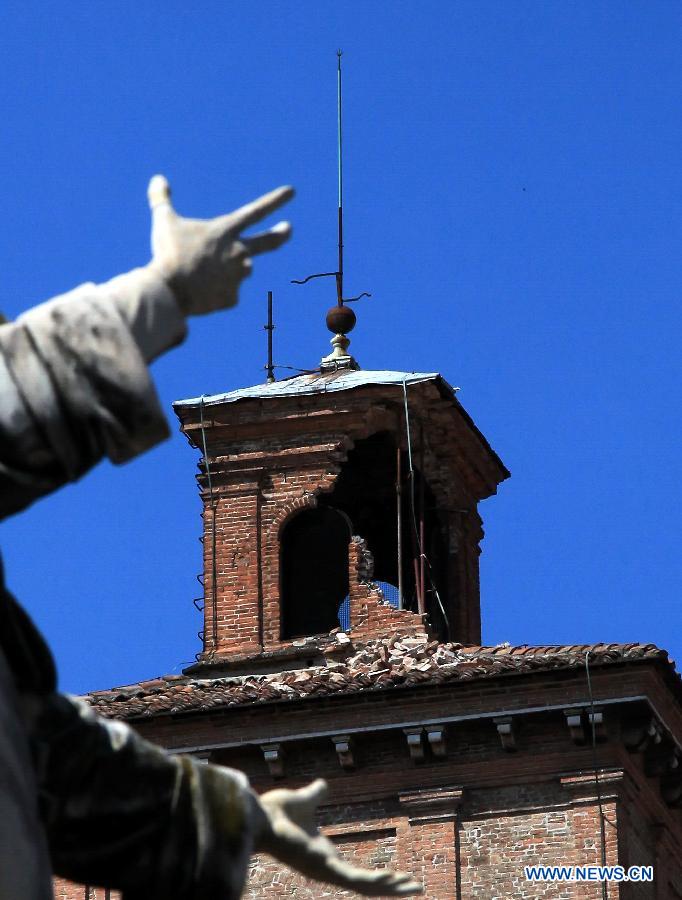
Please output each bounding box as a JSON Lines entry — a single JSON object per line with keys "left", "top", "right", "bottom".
{"left": 0, "top": 268, "right": 186, "bottom": 518}
{"left": 24, "top": 691, "right": 263, "bottom": 900}
{"left": 0, "top": 272, "right": 266, "bottom": 898}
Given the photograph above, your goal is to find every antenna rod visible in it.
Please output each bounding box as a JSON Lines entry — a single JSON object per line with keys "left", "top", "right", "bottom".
{"left": 336, "top": 48, "right": 343, "bottom": 306}
{"left": 418, "top": 426, "right": 426, "bottom": 616}
{"left": 397, "top": 446, "right": 403, "bottom": 609}
{"left": 265, "top": 290, "right": 275, "bottom": 383}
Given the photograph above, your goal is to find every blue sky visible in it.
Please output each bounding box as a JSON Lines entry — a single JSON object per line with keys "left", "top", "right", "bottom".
{"left": 1, "top": 2, "right": 680, "bottom": 693}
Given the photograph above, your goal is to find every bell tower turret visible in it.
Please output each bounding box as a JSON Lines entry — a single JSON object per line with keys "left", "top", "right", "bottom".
{"left": 174, "top": 369, "right": 508, "bottom": 676}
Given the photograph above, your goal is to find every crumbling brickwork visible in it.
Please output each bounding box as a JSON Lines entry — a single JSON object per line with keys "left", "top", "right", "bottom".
{"left": 348, "top": 538, "right": 426, "bottom": 643}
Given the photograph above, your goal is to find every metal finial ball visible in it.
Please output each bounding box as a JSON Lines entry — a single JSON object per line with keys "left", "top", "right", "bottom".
{"left": 326, "top": 305, "right": 356, "bottom": 335}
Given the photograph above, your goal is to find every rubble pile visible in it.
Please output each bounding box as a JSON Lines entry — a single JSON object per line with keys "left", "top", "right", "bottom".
{"left": 87, "top": 636, "right": 665, "bottom": 722}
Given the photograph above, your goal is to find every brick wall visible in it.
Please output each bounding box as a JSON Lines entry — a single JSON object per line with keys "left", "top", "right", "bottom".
{"left": 246, "top": 829, "right": 398, "bottom": 898}
{"left": 52, "top": 802, "right": 620, "bottom": 899}
{"left": 53, "top": 772, "right": 667, "bottom": 899}
{"left": 621, "top": 813, "right": 656, "bottom": 900}
{"left": 78, "top": 665, "right": 682, "bottom": 898}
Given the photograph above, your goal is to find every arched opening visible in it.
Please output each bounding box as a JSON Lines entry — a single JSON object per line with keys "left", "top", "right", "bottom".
{"left": 280, "top": 507, "right": 351, "bottom": 639}
{"left": 318, "top": 431, "right": 450, "bottom": 640}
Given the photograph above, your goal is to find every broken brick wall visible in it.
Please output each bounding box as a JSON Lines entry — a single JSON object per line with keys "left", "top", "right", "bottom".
{"left": 348, "top": 537, "right": 426, "bottom": 642}
{"left": 196, "top": 425, "right": 435, "bottom": 665}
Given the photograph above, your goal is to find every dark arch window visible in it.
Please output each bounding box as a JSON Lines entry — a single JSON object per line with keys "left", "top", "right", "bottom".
{"left": 280, "top": 507, "right": 351, "bottom": 639}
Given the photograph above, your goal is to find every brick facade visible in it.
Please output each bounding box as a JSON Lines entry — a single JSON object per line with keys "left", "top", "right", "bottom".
{"left": 56, "top": 659, "right": 682, "bottom": 898}
{"left": 54, "top": 370, "right": 682, "bottom": 898}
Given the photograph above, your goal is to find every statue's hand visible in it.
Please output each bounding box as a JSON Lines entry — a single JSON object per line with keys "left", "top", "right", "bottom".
{"left": 147, "top": 175, "right": 293, "bottom": 315}
{"left": 256, "top": 779, "right": 423, "bottom": 896}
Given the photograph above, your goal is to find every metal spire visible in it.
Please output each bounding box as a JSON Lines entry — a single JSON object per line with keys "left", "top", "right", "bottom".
{"left": 264, "top": 290, "right": 275, "bottom": 383}
{"left": 291, "top": 50, "right": 371, "bottom": 371}
{"left": 337, "top": 48, "right": 343, "bottom": 306}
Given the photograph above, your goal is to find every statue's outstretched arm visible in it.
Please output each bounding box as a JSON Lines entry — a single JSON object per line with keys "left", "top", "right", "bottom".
{"left": 24, "top": 691, "right": 421, "bottom": 897}
{"left": 0, "top": 177, "right": 293, "bottom": 518}
{"left": 258, "top": 780, "right": 423, "bottom": 895}
{"left": 2, "top": 179, "right": 422, "bottom": 896}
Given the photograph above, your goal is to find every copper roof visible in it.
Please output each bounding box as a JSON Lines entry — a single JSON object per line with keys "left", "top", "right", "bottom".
{"left": 173, "top": 370, "right": 448, "bottom": 408}
{"left": 86, "top": 638, "right": 669, "bottom": 721}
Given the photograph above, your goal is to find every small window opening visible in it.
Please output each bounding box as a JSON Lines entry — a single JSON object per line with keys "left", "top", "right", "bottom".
{"left": 280, "top": 507, "right": 351, "bottom": 639}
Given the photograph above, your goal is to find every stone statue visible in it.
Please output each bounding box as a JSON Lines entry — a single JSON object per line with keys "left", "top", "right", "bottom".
{"left": 0, "top": 177, "right": 422, "bottom": 899}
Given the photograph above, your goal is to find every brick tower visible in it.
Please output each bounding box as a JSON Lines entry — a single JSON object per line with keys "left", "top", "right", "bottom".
{"left": 173, "top": 366, "right": 508, "bottom": 675}
{"left": 59, "top": 342, "right": 682, "bottom": 899}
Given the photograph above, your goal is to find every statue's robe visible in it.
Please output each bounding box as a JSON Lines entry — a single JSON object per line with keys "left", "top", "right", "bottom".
{"left": 0, "top": 273, "right": 262, "bottom": 899}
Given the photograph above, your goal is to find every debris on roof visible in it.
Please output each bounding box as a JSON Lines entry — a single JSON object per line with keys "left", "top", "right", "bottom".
{"left": 86, "top": 638, "right": 669, "bottom": 721}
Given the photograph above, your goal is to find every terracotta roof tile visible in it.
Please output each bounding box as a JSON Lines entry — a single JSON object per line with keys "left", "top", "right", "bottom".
{"left": 86, "top": 639, "right": 670, "bottom": 721}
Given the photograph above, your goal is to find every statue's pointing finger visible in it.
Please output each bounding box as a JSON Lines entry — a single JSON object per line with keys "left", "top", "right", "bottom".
{"left": 147, "top": 174, "right": 294, "bottom": 315}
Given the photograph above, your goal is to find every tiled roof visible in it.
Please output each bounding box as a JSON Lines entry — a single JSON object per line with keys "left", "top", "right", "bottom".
{"left": 86, "top": 637, "right": 669, "bottom": 722}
